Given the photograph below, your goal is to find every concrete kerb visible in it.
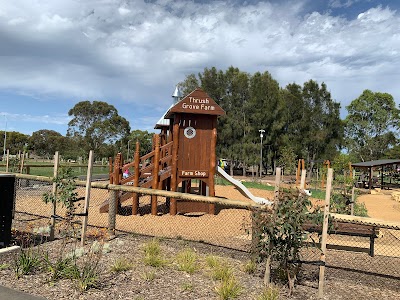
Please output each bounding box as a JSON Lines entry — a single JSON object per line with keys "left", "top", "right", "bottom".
{"left": 0, "top": 245, "right": 20, "bottom": 255}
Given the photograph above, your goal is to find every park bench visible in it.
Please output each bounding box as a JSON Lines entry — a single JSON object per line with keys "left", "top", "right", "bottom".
{"left": 303, "top": 221, "right": 380, "bottom": 257}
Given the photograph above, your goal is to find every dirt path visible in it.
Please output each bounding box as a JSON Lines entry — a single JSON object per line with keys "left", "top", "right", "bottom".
{"left": 358, "top": 191, "right": 400, "bottom": 222}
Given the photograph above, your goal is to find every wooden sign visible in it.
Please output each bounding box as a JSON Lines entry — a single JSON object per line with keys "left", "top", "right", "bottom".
{"left": 167, "top": 88, "right": 225, "bottom": 117}
{"left": 179, "top": 170, "right": 209, "bottom": 178}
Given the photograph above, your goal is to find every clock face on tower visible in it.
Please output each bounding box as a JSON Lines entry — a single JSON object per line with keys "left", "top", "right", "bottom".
{"left": 184, "top": 126, "right": 196, "bottom": 139}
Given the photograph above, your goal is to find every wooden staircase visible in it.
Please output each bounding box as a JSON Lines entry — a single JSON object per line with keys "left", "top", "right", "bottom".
{"left": 99, "top": 135, "right": 173, "bottom": 214}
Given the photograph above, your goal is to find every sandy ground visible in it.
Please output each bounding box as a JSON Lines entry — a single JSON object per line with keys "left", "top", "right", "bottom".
{"left": 12, "top": 182, "right": 400, "bottom": 253}
{"left": 358, "top": 190, "right": 400, "bottom": 222}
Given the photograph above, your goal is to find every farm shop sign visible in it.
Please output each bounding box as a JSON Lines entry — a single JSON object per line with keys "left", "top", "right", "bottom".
{"left": 180, "top": 170, "right": 209, "bottom": 178}
{"left": 181, "top": 97, "right": 216, "bottom": 111}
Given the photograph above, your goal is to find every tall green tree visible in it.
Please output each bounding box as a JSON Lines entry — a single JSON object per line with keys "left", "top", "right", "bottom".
{"left": 345, "top": 90, "right": 399, "bottom": 161}
{"left": 302, "top": 80, "right": 343, "bottom": 166}
{"left": 248, "top": 71, "right": 284, "bottom": 172}
{"left": 283, "top": 80, "right": 343, "bottom": 171}
{"left": 0, "top": 131, "right": 29, "bottom": 155}
{"left": 67, "top": 101, "right": 130, "bottom": 158}
{"left": 29, "top": 129, "right": 65, "bottom": 158}
{"left": 280, "top": 83, "right": 307, "bottom": 158}
{"left": 127, "top": 130, "right": 153, "bottom": 158}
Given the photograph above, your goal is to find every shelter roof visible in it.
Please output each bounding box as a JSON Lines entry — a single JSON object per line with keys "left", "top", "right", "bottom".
{"left": 351, "top": 159, "right": 400, "bottom": 168}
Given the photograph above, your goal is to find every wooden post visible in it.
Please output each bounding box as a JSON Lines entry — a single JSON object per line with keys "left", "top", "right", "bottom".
{"left": 110, "top": 153, "right": 121, "bottom": 215}
{"left": 132, "top": 141, "right": 140, "bottom": 215}
{"left": 208, "top": 117, "right": 217, "bottom": 214}
{"left": 49, "top": 151, "right": 60, "bottom": 241}
{"left": 300, "top": 169, "right": 306, "bottom": 189}
{"left": 108, "top": 190, "right": 117, "bottom": 238}
{"left": 318, "top": 168, "right": 333, "bottom": 298}
{"left": 151, "top": 135, "right": 160, "bottom": 215}
{"left": 368, "top": 167, "right": 372, "bottom": 193}
{"left": 351, "top": 171, "right": 355, "bottom": 215}
{"left": 108, "top": 157, "right": 113, "bottom": 184}
{"left": 80, "top": 150, "right": 94, "bottom": 246}
{"left": 5, "top": 149, "right": 9, "bottom": 172}
{"left": 274, "top": 167, "right": 281, "bottom": 201}
{"left": 170, "top": 115, "right": 180, "bottom": 215}
{"left": 20, "top": 151, "right": 25, "bottom": 174}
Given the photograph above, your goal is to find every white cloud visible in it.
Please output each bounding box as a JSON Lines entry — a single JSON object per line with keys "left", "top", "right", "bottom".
{"left": 0, "top": 111, "right": 71, "bottom": 126}
{"left": 0, "top": 0, "right": 399, "bottom": 114}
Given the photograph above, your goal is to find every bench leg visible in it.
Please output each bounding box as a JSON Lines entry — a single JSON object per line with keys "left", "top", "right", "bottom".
{"left": 369, "top": 236, "right": 375, "bottom": 257}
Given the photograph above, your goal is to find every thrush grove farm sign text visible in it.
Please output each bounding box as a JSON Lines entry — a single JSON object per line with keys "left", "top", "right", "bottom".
{"left": 181, "top": 97, "right": 216, "bottom": 111}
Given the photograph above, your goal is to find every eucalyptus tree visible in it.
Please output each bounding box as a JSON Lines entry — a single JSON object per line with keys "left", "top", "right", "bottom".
{"left": 248, "top": 71, "right": 284, "bottom": 172}
{"left": 281, "top": 80, "right": 343, "bottom": 174}
{"left": 0, "top": 131, "right": 29, "bottom": 155}
{"left": 67, "top": 101, "right": 130, "bottom": 159}
{"left": 300, "top": 80, "right": 343, "bottom": 171}
{"left": 30, "top": 129, "right": 65, "bottom": 158}
{"left": 345, "top": 90, "right": 399, "bottom": 161}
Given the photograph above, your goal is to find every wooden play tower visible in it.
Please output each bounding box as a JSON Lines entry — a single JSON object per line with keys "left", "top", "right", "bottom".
{"left": 100, "top": 88, "right": 225, "bottom": 215}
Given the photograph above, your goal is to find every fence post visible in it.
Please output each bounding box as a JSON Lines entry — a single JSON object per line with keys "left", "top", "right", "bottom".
{"left": 151, "top": 135, "right": 160, "bottom": 216}
{"left": 300, "top": 169, "right": 306, "bottom": 189}
{"left": 318, "top": 168, "right": 333, "bottom": 298}
{"left": 5, "top": 149, "right": 9, "bottom": 172}
{"left": 80, "top": 150, "right": 94, "bottom": 246}
{"left": 49, "top": 151, "right": 60, "bottom": 241}
{"left": 19, "top": 151, "right": 25, "bottom": 174}
{"left": 351, "top": 171, "right": 355, "bottom": 215}
{"left": 108, "top": 189, "right": 117, "bottom": 238}
{"left": 132, "top": 141, "right": 140, "bottom": 215}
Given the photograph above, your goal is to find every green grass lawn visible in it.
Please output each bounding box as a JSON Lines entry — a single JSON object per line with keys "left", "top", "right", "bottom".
{"left": 0, "top": 160, "right": 109, "bottom": 178}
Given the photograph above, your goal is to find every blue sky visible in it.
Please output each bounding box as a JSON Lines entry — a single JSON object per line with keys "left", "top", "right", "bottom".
{"left": 1, "top": 0, "right": 399, "bottom": 136}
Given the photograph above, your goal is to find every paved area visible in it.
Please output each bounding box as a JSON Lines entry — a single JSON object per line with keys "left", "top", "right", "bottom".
{"left": 0, "top": 285, "right": 47, "bottom": 300}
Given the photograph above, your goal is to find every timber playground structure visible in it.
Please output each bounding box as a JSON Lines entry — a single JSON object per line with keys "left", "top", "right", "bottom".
{"left": 99, "top": 88, "right": 270, "bottom": 216}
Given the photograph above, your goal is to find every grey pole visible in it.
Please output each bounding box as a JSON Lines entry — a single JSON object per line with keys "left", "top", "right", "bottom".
{"left": 259, "top": 129, "right": 265, "bottom": 178}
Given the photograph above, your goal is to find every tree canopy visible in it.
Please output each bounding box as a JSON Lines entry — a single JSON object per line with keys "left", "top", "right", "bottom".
{"left": 29, "top": 130, "right": 65, "bottom": 158}
{"left": 4, "top": 67, "right": 398, "bottom": 171}
{"left": 179, "top": 67, "right": 344, "bottom": 172}
{"left": 345, "top": 90, "right": 399, "bottom": 161}
{"left": 67, "top": 101, "right": 130, "bottom": 158}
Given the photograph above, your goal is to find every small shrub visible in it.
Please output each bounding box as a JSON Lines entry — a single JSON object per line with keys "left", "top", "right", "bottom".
{"left": 243, "top": 260, "right": 257, "bottom": 274}
{"left": 68, "top": 263, "right": 100, "bottom": 291}
{"left": 205, "top": 255, "right": 221, "bottom": 269}
{"left": 212, "top": 263, "right": 234, "bottom": 281}
{"left": 13, "top": 249, "right": 41, "bottom": 278}
{"left": 181, "top": 282, "right": 194, "bottom": 292}
{"left": 141, "top": 270, "right": 156, "bottom": 281}
{"left": 330, "top": 193, "right": 368, "bottom": 217}
{"left": 256, "top": 285, "right": 280, "bottom": 300}
{"left": 214, "top": 276, "right": 242, "bottom": 300}
{"left": 0, "top": 263, "right": 10, "bottom": 270}
{"left": 252, "top": 188, "right": 324, "bottom": 294}
{"left": 111, "top": 257, "right": 133, "bottom": 272}
{"left": 44, "top": 252, "right": 74, "bottom": 281}
{"left": 176, "top": 248, "right": 197, "bottom": 274}
{"left": 143, "top": 239, "right": 166, "bottom": 267}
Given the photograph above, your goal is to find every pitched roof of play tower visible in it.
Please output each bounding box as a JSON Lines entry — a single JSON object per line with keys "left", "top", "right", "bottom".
{"left": 165, "top": 88, "right": 225, "bottom": 118}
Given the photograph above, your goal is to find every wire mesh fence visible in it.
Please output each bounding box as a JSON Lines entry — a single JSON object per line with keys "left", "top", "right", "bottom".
{"left": 10, "top": 175, "right": 400, "bottom": 296}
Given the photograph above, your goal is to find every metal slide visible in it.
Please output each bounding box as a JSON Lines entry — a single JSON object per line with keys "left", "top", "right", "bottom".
{"left": 216, "top": 166, "right": 272, "bottom": 205}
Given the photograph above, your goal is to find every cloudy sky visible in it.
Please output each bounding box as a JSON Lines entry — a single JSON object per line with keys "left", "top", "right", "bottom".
{"left": 0, "top": 0, "right": 399, "bottom": 136}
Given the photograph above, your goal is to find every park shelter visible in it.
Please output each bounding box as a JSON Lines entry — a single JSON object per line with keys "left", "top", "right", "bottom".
{"left": 351, "top": 159, "right": 400, "bottom": 190}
